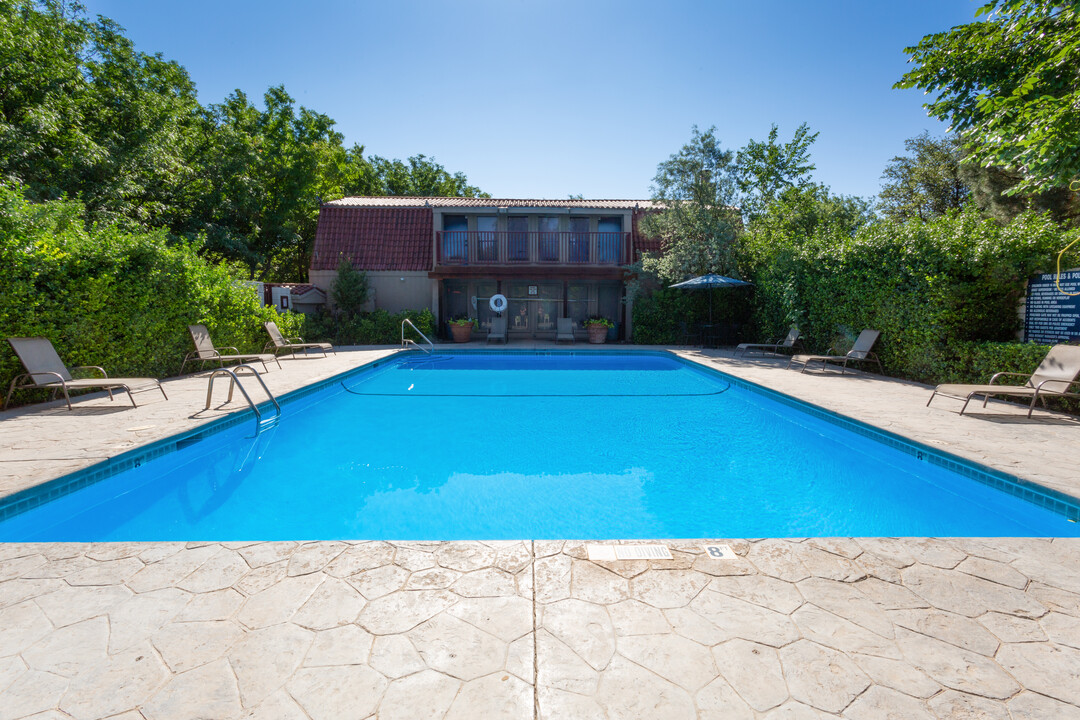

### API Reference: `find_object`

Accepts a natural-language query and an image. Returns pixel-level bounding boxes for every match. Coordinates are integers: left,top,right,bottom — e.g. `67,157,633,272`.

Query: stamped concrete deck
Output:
2,344,1080,719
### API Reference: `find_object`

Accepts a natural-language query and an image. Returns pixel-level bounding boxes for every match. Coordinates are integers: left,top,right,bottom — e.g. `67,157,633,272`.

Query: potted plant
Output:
448,316,476,343
584,316,613,344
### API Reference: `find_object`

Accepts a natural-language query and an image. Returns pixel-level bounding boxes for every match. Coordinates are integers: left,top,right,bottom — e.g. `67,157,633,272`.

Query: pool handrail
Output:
401,319,433,354
204,365,281,435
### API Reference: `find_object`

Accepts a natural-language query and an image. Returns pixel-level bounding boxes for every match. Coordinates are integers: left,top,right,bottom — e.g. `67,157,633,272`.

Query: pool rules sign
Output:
1025,270,1080,343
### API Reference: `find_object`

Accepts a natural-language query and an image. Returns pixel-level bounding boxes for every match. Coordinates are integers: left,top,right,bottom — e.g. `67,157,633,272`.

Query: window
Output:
597,217,622,263
443,215,468,261
279,296,289,310
508,216,529,262
477,216,497,262
569,217,590,263
538,216,559,262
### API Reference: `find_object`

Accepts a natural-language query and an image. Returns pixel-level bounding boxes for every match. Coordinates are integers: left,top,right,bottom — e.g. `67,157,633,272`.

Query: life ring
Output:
489,294,508,313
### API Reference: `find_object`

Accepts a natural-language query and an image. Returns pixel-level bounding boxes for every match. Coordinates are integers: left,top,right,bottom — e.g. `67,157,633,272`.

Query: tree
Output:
193,86,349,279
959,162,1080,225
896,0,1080,195
878,133,970,222
330,258,369,317
350,153,487,198
639,126,742,283
735,123,818,218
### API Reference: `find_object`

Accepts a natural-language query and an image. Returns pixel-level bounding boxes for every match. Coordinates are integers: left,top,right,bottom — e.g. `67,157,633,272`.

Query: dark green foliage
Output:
896,0,1080,196
0,184,303,406
0,1,486,282
303,309,436,346
735,123,818,219
329,259,369,318
740,207,1069,383
348,153,488,198
959,162,1080,226
631,287,752,345
878,133,970,222
639,126,742,282
927,340,1080,413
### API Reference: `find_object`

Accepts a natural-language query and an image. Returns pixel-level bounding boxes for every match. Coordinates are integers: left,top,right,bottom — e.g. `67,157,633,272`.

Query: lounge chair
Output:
4,337,168,410
263,321,334,357
927,344,1080,417
787,329,883,375
181,325,280,374
487,316,507,344
555,318,575,344
735,328,801,357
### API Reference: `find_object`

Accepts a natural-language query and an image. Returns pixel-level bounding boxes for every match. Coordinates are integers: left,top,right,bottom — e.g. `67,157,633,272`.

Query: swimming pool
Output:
1,350,1078,540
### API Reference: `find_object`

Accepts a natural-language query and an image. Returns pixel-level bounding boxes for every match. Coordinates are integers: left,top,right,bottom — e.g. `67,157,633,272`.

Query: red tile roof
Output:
311,207,433,272
324,196,659,210
264,283,325,298
632,209,663,261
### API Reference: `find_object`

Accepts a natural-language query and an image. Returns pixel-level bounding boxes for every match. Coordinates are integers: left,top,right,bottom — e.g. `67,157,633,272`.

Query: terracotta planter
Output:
586,324,608,344
449,324,473,343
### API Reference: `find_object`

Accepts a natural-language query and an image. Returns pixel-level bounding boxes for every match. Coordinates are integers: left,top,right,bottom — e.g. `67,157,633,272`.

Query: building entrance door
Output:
506,281,562,337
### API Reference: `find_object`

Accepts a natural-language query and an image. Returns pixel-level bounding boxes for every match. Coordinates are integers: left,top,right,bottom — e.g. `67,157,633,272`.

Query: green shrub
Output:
0,184,303,405
631,287,753,344
302,308,436,346
928,340,1080,414
739,208,1070,382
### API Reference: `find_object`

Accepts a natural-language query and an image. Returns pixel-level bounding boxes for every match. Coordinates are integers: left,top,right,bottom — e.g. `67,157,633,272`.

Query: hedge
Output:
738,208,1071,384
303,308,437,346
0,185,303,406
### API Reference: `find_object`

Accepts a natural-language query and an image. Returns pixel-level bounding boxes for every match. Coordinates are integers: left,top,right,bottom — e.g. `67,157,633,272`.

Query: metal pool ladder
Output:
205,365,281,435
401,318,434,354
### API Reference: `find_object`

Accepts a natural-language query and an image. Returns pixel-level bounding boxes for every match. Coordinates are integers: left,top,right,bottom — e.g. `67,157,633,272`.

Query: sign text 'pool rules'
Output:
1025,270,1080,343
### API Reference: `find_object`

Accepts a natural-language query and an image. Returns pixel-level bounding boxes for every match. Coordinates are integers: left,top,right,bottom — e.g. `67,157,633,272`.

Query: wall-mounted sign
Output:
1025,270,1080,343
528,285,538,296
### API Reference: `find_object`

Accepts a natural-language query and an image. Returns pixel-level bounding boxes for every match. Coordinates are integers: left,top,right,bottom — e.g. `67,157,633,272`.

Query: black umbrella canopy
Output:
670,274,752,322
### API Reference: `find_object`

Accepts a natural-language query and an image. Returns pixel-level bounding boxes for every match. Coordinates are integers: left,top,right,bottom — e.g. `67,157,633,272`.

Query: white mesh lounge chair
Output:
555,318,575,344
4,337,168,410
787,329,883,375
735,328,801,357
487,316,507,344
181,325,280,374
927,344,1080,418
263,321,334,357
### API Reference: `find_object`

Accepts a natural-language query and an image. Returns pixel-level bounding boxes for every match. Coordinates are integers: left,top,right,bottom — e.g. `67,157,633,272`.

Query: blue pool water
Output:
2,351,1078,540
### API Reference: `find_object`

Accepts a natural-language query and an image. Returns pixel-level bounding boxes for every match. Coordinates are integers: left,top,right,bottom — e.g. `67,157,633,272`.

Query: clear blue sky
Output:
81,0,977,201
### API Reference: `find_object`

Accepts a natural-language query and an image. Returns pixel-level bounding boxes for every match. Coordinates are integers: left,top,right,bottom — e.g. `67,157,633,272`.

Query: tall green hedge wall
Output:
739,209,1068,384
0,185,303,405
633,209,1076,391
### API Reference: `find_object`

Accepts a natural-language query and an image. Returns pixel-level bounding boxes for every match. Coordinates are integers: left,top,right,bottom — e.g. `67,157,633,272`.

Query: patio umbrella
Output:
669,273,752,323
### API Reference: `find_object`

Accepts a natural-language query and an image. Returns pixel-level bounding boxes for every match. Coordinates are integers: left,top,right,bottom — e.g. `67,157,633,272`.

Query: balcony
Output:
436,231,630,267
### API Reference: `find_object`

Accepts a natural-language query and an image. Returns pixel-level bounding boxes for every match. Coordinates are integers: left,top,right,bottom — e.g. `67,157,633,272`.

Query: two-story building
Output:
309,197,660,340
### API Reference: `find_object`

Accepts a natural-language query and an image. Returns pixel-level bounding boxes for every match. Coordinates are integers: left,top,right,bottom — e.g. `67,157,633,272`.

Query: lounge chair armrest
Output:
988,371,1031,385
219,346,240,354
288,336,305,343
1033,377,1080,393
71,365,108,379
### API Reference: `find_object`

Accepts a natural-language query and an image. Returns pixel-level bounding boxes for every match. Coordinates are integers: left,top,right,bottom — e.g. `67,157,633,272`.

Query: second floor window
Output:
569,217,590,263
477,216,497,262
597,217,622,263
508,217,528,261
538,216,559,262
443,215,468,261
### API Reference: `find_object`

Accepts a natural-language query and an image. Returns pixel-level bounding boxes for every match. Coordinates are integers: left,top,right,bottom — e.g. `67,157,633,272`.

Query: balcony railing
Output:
436,231,630,266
